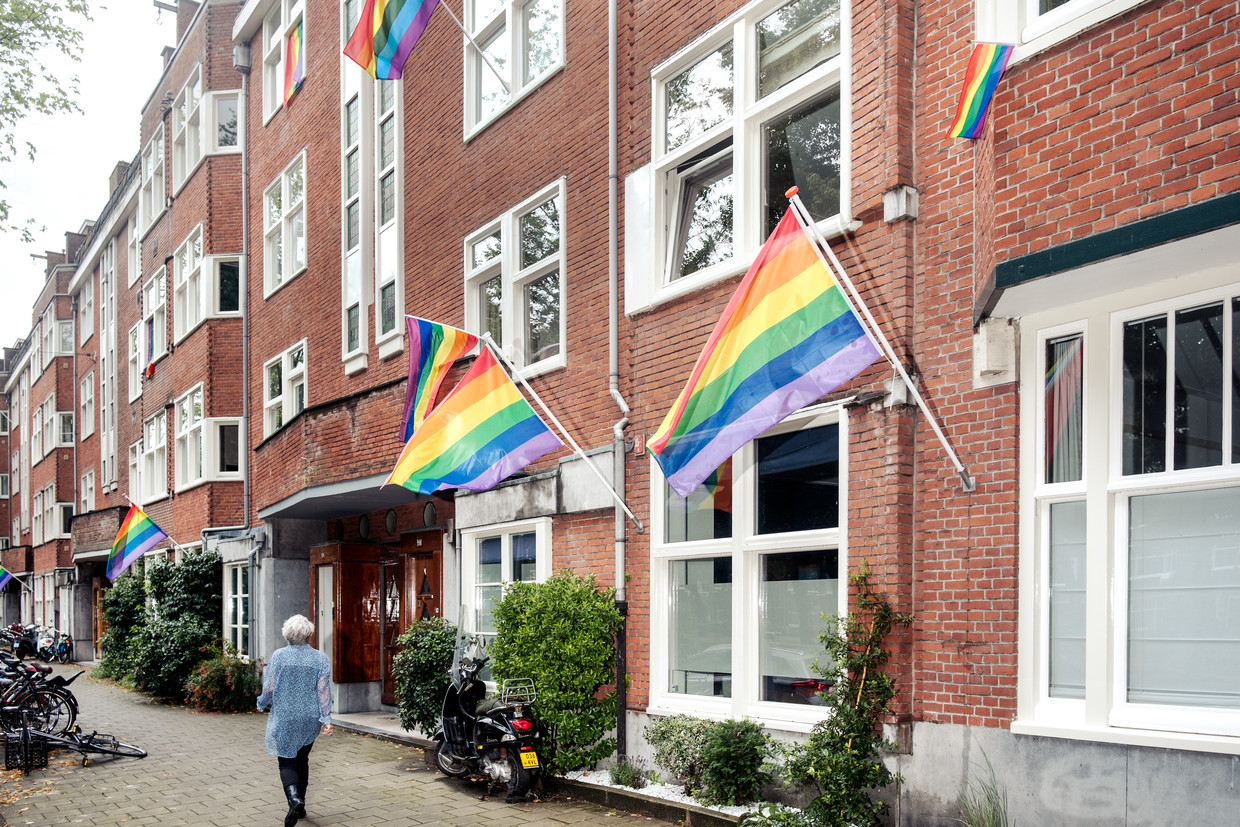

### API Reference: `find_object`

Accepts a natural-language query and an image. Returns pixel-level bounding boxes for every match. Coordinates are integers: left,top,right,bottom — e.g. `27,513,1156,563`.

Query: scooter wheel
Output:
434,740,472,778
504,752,536,803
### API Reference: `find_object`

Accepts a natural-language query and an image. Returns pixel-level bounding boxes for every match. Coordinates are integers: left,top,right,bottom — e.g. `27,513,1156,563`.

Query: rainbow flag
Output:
0,565,14,591
384,348,561,493
105,503,170,581
649,208,881,498
947,42,1014,139
344,0,441,80
285,20,305,102
401,317,479,441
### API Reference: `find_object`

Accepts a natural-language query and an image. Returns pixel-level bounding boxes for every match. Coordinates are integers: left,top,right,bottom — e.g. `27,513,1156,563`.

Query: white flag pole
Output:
123,495,191,557
433,1,511,95
787,190,976,493
3,571,35,593
480,335,645,531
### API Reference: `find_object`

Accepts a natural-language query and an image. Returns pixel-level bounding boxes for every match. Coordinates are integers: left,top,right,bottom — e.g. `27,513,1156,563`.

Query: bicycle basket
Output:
4,731,49,773
501,678,536,705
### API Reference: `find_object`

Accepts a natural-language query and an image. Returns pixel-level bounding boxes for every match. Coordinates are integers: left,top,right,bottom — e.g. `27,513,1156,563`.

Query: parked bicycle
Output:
4,710,146,774
0,651,79,735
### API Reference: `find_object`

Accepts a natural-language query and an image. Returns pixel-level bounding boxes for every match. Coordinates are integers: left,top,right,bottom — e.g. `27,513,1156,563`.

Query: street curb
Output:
332,719,434,749
546,778,742,826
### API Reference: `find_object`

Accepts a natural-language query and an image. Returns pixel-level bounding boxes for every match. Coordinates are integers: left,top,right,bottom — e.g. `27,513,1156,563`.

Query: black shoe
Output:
295,785,307,820
283,784,304,826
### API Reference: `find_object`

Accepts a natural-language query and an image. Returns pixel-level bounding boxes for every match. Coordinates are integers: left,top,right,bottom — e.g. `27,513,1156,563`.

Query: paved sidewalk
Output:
0,666,674,827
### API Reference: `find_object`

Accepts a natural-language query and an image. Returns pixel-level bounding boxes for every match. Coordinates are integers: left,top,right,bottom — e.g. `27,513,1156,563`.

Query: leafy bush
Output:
782,566,911,827
186,642,261,712
392,617,458,734
608,756,651,790
644,714,712,795
95,571,147,679
134,616,217,699
741,803,812,827
489,570,623,774
700,719,770,806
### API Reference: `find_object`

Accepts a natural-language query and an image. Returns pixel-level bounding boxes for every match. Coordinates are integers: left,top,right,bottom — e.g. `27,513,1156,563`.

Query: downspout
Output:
607,0,631,758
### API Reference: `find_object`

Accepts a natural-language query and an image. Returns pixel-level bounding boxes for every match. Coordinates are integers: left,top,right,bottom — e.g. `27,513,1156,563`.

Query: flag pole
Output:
123,495,191,557
480,334,645,532
787,190,976,493
2,571,35,592
435,0,512,95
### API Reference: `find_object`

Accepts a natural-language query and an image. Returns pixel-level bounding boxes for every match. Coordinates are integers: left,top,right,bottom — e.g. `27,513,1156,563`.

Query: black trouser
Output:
277,742,314,796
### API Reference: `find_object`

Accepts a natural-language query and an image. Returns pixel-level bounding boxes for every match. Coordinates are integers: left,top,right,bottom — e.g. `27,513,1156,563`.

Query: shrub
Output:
782,565,911,827
185,642,261,712
392,617,458,735
133,616,217,699
95,571,147,679
741,803,812,827
489,570,623,774
608,756,651,790
644,714,712,795
700,719,770,806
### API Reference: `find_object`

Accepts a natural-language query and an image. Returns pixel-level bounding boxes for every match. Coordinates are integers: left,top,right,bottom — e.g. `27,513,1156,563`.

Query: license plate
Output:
520,750,540,769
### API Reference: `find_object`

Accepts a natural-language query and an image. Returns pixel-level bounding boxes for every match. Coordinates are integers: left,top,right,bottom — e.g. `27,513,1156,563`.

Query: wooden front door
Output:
92,577,108,655
380,556,404,705
404,529,443,623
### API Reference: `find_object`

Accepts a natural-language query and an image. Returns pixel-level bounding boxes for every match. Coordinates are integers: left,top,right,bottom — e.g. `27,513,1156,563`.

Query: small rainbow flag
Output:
0,565,14,591
401,317,479,441
285,20,305,102
648,207,881,499
144,361,155,381
105,503,170,581
947,42,1014,139
344,0,441,80
384,347,561,494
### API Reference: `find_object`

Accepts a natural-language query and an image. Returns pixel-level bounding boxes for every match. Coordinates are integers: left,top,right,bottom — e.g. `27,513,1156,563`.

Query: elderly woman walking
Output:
257,614,334,826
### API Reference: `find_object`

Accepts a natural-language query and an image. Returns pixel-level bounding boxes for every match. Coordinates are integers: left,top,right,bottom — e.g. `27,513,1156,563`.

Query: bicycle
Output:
4,711,146,772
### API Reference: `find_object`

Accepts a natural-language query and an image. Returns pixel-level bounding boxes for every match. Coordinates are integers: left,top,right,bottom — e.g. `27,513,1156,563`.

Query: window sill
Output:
1011,718,1240,756
377,334,404,362
463,63,566,143
344,352,368,376
263,265,308,301
175,474,242,496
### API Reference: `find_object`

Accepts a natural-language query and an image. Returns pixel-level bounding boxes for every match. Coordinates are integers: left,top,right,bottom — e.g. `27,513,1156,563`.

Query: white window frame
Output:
173,225,205,341
78,277,94,344
464,0,565,136
206,256,243,317
263,0,305,123
174,385,205,491
139,124,166,235
224,562,251,658
100,249,118,486
40,312,54,370
206,90,241,154
463,179,567,376
57,411,73,448
79,373,94,440
80,469,95,514
140,410,168,504
1015,258,1240,753
264,152,308,295
0,474,8,497
263,340,308,437
209,418,243,479
142,269,168,368
374,78,404,357
127,215,140,287
459,517,553,639
127,324,142,403
0,538,8,551
630,0,851,315
30,403,43,461
129,441,141,505
55,502,72,540
978,0,1152,60
648,404,849,730
340,9,373,372
0,410,7,434
172,64,204,191
31,489,42,547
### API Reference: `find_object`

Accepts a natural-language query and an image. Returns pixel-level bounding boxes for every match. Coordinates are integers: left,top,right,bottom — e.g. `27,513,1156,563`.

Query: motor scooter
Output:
11,624,39,660
432,635,544,803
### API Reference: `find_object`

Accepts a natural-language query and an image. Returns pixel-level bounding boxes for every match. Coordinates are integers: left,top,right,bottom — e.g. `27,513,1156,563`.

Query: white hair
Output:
282,614,315,645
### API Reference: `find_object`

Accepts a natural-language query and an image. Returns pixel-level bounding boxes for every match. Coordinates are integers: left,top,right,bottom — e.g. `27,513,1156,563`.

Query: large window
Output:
172,65,203,190
127,325,142,402
174,226,204,340
980,0,1151,56
465,0,563,134
652,408,846,723
461,519,552,638
139,124,165,234
100,248,118,485
374,79,402,348
340,5,370,366
1021,273,1240,744
142,270,167,368
225,563,250,658
175,385,204,490
264,153,307,294
80,470,94,514
141,410,168,503
263,0,305,121
263,341,307,436
464,180,565,372
78,276,94,344
631,0,845,312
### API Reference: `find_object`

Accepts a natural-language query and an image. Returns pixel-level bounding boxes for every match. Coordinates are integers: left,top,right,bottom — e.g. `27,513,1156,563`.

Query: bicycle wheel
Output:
19,689,76,736
82,733,146,759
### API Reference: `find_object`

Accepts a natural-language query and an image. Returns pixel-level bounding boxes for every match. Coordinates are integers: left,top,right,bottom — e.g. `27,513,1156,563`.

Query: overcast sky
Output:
0,1,173,349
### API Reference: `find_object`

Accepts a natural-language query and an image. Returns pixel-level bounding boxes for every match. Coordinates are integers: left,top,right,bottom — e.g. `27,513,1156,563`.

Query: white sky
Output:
0,1,174,348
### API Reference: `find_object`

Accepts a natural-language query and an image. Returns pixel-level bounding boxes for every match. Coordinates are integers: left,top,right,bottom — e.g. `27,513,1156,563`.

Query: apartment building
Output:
0,0,1234,821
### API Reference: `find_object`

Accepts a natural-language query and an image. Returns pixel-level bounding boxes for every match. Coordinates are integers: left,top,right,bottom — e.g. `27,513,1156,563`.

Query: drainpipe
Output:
607,0,631,758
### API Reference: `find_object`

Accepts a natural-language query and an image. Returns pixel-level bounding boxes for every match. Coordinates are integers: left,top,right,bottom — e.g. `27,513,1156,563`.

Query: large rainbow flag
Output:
401,317,479,441
105,503,170,581
385,347,561,493
344,0,441,80
0,565,14,591
648,208,881,498
947,42,1014,139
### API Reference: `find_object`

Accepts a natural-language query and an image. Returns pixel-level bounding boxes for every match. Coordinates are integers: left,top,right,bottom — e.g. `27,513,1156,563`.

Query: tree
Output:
0,0,92,241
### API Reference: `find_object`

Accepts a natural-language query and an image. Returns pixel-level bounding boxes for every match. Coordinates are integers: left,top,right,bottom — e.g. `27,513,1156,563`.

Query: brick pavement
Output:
0,667,675,827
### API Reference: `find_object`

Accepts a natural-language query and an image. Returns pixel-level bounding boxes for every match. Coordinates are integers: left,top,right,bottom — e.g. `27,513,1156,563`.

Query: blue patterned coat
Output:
256,644,333,758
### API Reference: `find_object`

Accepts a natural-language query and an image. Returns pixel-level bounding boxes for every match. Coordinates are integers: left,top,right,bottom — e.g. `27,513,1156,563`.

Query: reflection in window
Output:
756,424,839,534
1049,500,1085,698
757,0,840,98
665,43,734,152
671,152,733,280
764,91,840,236
525,272,560,362
761,550,836,704
1122,315,1167,475
1045,334,1083,484
1173,303,1223,470
665,457,732,543
479,27,511,122
481,276,503,343
523,0,561,84
520,196,560,266
669,557,732,697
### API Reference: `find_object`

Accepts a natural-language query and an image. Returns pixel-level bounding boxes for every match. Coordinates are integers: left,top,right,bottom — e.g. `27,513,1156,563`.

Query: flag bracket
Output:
481,335,645,533
787,189,978,494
